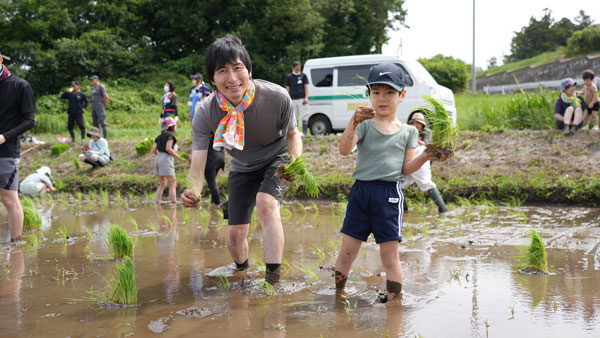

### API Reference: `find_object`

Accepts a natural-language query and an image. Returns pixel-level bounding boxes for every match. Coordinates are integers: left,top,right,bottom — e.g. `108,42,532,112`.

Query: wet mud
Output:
1,200,600,337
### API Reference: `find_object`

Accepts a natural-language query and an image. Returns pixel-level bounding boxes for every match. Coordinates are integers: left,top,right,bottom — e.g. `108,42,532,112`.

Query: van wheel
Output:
309,116,332,136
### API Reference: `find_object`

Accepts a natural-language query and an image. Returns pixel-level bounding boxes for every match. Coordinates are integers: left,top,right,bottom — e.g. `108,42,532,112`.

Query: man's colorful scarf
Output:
213,81,256,151
0,65,11,83
561,92,581,108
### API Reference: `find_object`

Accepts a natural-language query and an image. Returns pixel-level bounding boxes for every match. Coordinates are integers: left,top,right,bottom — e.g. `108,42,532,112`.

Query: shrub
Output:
566,25,600,56
135,138,154,156
106,224,133,258
51,142,70,155
418,54,470,92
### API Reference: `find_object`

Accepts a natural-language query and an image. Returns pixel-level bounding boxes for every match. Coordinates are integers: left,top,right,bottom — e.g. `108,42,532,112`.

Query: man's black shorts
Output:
227,156,287,225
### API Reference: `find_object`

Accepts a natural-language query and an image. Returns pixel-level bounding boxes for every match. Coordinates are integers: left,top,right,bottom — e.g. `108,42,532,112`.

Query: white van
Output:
304,55,457,135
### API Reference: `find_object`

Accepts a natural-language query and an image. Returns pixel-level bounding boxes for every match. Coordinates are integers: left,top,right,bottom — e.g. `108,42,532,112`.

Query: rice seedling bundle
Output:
107,224,133,258
134,138,154,156
109,257,137,304
419,95,458,160
524,229,548,273
275,154,321,198
180,152,189,160
22,197,42,230
73,156,81,169
51,142,70,155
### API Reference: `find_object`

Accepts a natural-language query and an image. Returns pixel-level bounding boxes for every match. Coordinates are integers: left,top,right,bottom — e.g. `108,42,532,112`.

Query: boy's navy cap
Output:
72,81,80,86
0,51,9,61
367,63,406,92
89,75,99,80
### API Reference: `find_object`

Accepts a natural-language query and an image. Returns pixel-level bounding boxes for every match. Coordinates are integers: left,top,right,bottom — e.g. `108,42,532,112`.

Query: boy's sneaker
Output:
593,126,599,131
581,125,589,130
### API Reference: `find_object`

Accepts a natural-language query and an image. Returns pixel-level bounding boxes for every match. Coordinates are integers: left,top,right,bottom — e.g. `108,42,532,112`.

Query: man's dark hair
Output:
166,80,175,92
582,69,595,80
292,61,301,67
205,34,252,84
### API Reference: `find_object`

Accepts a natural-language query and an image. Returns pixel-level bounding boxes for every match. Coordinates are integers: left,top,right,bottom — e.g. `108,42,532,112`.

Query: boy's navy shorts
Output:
341,180,404,244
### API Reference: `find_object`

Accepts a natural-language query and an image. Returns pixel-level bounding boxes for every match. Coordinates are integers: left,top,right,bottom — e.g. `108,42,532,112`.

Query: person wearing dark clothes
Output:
152,117,187,204
204,138,225,205
60,81,89,142
285,61,309,134
160,80,178,129
0,51,37,241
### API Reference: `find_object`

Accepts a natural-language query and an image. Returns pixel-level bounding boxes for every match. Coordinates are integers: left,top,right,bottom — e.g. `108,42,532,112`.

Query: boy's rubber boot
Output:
563,124,570,135
429,188,447,213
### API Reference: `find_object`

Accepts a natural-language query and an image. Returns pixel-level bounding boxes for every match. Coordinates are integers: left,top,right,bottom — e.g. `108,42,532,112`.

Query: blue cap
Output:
561,78,576,90
89,75,99,80
367,63,406,92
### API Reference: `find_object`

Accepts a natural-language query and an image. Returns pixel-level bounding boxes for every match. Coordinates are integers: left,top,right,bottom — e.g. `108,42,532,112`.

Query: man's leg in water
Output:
256,192,284,285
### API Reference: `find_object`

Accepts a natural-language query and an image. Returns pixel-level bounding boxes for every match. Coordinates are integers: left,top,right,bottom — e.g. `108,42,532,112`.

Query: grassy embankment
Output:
21,75,600,205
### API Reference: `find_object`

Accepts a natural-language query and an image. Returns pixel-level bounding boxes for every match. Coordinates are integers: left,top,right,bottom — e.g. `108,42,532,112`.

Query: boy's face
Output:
565,85,576,96
369,85,406,117
583,78,593,86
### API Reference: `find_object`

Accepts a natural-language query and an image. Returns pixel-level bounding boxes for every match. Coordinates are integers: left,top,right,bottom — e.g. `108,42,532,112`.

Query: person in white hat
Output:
401,112,447,213
19,166,56,196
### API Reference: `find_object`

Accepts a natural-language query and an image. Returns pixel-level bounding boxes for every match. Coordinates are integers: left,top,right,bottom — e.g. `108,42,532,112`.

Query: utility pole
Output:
472,0,476,93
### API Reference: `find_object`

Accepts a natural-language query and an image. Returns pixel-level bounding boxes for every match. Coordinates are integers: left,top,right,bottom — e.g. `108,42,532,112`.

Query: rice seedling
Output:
24,233,40,249
57,225,69,245
183,214,190,226
100,190,109,206
282,257,291,270
106,225,134,259
134,138,154,156
84,226,93,240
311,245,326,261
280,206,292,217
22,198,42,230
327,239,339,253
484,319,490,338
340,293,357,315
257,280,276,296
50,142,70,155
160,215,173,228
504,196,524,207
455,214,462,229
108,257,138,304
128,218,139,232
455,196,473,209
184,173,203,208
518,229,548,273
310,202,319,215
295,202,307,215
255,257,266,272
275,154,321,198
73,156,81,170
419,95,458,160
294,263,318,282
180,152,189,160
216,273,230,293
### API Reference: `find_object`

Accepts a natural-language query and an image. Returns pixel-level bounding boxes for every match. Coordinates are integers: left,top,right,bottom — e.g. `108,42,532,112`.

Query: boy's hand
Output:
353,106,375,128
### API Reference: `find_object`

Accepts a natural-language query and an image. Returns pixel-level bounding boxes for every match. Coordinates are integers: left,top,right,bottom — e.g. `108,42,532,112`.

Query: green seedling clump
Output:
22,197,42,230
134,138,154,156
275,154,321,198
51,142,70,155
523,229,548,273
109,257,138,304
419,95,458,160
180,152,189,160
73,156,81,169
107,224,133,258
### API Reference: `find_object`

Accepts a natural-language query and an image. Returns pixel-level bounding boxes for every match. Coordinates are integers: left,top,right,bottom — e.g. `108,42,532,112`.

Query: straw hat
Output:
87,127,102,138
409,112,427,128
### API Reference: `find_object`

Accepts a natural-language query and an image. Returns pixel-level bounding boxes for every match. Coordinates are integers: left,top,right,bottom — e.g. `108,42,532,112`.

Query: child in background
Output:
554,78,584,135
401,112,447,213
152,117,187,203
334,64,445,303
580,70,599,130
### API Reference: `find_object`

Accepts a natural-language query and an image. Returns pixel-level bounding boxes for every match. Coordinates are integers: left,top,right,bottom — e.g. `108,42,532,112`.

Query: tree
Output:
418,54,470,92
574,10,594,30
487,56,498,69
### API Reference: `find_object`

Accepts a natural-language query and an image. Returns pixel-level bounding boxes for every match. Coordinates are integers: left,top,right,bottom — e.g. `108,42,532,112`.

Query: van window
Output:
337,65,372,87
311,68,333,87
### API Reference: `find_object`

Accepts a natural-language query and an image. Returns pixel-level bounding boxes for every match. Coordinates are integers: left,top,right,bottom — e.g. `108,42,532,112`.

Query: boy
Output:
334,64,443,303
580,70,599,130
554,78,584,135
401,112,447,213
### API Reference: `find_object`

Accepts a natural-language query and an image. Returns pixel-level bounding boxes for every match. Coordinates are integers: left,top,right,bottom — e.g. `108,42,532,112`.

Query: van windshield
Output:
406,60,437,86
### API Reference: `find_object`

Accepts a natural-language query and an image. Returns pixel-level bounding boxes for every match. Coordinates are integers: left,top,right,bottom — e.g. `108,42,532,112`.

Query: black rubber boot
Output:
428,188,447,213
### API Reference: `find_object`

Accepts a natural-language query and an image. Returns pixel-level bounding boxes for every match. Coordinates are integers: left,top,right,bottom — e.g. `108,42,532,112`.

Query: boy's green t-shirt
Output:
352,120,418,182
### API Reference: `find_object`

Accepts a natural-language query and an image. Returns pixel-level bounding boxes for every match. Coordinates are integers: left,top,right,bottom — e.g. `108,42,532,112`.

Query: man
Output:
60,81,89,142
187,73,212,120
182,35,302,285
285,61,309,134
0,51,36,242
89,75,109,138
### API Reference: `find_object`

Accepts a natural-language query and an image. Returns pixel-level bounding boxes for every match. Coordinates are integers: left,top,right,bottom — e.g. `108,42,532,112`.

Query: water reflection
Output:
156,204,180,303
0,248,24,335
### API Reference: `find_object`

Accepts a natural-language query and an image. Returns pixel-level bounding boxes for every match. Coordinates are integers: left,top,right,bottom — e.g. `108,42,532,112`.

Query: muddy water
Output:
1,201,600,338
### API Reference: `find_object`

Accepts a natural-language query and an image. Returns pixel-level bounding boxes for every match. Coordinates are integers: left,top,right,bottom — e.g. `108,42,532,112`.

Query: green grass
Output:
108,257,138,304
477,49,565,77
106,224,134,258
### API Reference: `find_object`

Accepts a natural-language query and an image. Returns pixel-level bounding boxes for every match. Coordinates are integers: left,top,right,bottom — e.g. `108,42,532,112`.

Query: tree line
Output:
0,0,406,95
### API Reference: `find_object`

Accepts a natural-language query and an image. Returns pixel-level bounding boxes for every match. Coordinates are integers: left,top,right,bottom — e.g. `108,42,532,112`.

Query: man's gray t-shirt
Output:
22,173,53,188
192,79,296,172
352,120,418,182
91,84,107,102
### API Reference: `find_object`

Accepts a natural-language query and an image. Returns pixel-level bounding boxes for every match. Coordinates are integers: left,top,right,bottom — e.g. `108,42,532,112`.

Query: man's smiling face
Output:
212,57,251,106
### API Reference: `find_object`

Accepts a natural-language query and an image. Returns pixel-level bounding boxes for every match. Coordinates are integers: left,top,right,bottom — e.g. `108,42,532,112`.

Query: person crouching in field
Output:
554,78,585,135
19,166,56,196
334,64,447,303
78,127,110,167
580,69,599,131
152,117,187,204
401,112,447,213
